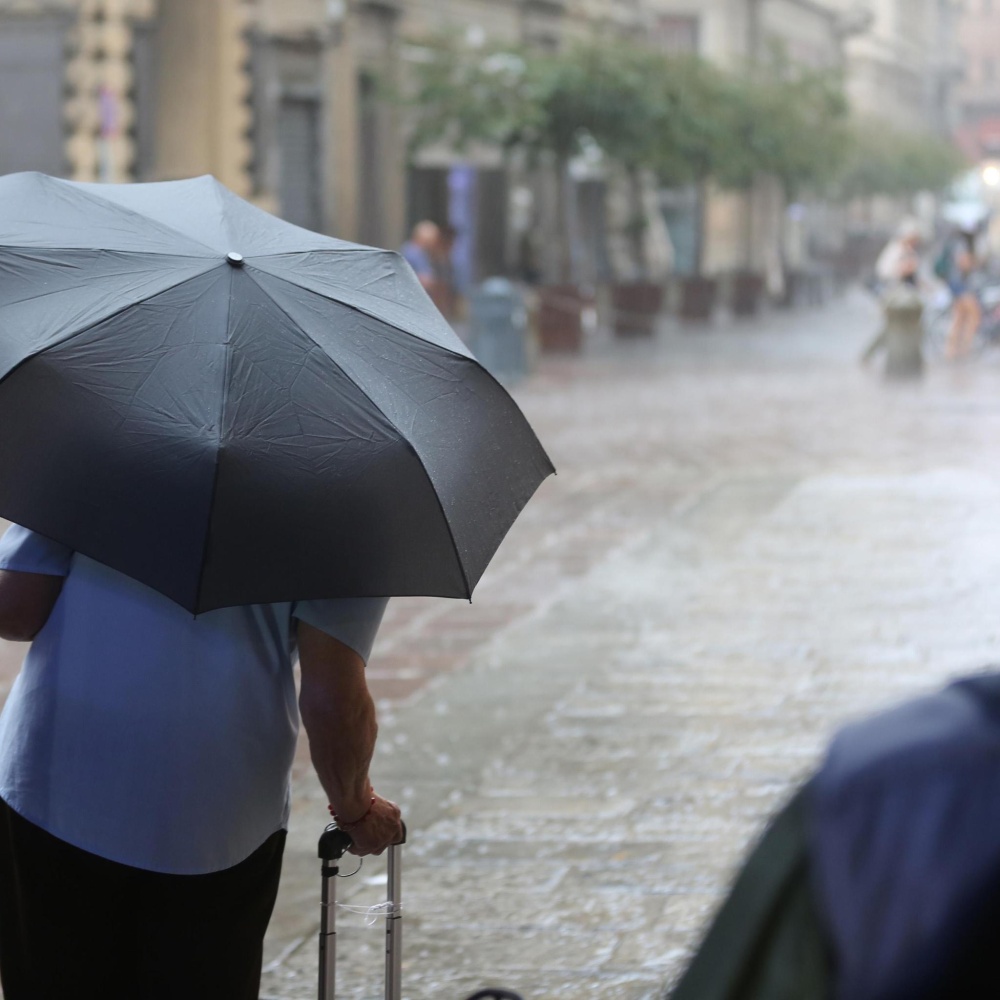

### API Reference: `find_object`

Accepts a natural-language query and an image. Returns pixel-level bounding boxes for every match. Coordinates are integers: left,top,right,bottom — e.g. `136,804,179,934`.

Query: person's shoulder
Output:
292,597,389,664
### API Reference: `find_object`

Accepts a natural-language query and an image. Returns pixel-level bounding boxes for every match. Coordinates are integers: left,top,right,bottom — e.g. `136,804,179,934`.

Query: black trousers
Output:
0,797,285,1000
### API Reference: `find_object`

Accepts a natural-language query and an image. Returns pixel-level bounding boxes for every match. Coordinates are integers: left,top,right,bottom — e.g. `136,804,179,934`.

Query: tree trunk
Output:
743,176,756,273
695,179,708,278
626,165,648,281
553,155,573,285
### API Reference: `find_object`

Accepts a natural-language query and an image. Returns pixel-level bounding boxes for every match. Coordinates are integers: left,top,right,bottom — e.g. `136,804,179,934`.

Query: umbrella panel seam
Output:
191,267,238,614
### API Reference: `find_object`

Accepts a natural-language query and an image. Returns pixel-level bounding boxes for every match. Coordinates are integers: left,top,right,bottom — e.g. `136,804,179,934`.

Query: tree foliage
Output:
403,33,537,156
405,35,670,166
645,55,736,186
717,61,850,195
403,32,963,202
839,120,967,198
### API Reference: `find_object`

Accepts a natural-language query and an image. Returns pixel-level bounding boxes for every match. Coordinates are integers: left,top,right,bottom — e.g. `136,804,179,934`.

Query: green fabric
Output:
669,785,832,1000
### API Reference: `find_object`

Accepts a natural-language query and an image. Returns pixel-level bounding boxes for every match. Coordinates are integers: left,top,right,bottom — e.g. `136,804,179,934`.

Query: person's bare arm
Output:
297,620,402,856
0,570,63,642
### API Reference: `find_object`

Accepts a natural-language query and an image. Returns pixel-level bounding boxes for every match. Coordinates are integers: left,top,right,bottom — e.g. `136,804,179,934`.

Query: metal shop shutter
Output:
0,15,68,176
277,95,322,231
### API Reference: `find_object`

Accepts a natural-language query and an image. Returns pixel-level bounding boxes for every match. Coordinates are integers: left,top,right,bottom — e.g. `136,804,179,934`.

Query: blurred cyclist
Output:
939,225,986,360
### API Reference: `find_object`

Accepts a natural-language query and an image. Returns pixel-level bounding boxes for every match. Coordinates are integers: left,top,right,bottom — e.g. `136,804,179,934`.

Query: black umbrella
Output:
0,172,554,612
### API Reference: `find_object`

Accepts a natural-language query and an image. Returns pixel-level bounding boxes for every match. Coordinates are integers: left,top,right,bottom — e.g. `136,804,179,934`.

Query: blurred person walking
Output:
861,220,925,365
875,219,923,291
402,219,462,318
401,220,442,292
432,222,461,321
938,226,987,360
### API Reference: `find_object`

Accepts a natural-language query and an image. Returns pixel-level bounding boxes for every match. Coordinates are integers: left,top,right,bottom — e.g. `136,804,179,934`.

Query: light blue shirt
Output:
0,524,387,875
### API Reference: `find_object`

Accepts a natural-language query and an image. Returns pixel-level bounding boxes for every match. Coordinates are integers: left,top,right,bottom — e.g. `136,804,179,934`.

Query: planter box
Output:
730,271,764,317
679,276,717,322
537,284,584,353
611,281,664,337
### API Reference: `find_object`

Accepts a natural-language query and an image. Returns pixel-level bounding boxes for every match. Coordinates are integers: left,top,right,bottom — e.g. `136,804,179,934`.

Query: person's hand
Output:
339,794,403,857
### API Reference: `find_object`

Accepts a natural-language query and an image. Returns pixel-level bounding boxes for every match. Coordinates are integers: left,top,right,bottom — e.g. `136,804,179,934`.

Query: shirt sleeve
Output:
0,524,73,577
292,597,389,665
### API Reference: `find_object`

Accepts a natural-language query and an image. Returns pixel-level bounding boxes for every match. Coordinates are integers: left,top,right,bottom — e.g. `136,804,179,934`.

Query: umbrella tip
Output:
226,252,245,267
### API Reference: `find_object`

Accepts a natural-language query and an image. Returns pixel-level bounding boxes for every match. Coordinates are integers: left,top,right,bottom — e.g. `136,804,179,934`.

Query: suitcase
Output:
317,823,405,1000
317,823,524,1000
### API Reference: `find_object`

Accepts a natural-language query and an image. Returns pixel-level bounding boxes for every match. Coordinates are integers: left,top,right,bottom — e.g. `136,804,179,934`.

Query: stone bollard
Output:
883,287,924,380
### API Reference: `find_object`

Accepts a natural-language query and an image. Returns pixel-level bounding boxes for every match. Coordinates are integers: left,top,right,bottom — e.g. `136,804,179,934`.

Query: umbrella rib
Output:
245,246,377,255
208,179,239,254
242,268,474,600
0,245,218,259
191,267,237,614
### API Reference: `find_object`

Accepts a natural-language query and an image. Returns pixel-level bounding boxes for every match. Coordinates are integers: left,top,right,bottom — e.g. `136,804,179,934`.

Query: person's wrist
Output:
328,782,375,825
329,793,376,828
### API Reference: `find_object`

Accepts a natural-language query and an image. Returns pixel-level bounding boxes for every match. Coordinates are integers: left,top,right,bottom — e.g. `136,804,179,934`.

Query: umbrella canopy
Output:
0,172,554,613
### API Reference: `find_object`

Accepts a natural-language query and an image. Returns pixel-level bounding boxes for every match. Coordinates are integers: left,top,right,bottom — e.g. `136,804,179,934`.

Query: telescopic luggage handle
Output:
318,822,407,1000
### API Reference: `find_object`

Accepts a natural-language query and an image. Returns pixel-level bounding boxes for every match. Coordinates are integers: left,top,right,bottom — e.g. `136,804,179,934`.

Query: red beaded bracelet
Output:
329,795,376,828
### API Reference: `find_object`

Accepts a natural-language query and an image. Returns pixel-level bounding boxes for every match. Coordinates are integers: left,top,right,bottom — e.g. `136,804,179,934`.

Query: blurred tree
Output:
715,55,850,292
645,56,744,276
406,35,671,282
403,33,536,158
544,42,668,279
721,61,850,199
407,33,955,288
406,34,572,281
839,121,966,198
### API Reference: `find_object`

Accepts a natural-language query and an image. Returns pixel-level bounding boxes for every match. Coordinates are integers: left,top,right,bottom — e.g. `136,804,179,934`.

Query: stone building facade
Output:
639,0,851,280
643,0,962,279
0,0,631,278
829,0,962,135
954,0,1000,160
0,0,252,190
0,0,964,285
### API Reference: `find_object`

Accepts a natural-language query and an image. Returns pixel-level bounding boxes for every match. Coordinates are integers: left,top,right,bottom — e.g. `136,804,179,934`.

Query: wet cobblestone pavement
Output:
8,290,1000,998
254,292,1000,999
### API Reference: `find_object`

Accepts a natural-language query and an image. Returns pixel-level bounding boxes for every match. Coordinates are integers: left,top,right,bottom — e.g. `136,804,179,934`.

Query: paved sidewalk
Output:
260,293,1000,999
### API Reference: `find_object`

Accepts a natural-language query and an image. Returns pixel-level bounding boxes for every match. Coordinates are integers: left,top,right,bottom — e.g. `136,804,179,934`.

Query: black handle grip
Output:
318,820,408,861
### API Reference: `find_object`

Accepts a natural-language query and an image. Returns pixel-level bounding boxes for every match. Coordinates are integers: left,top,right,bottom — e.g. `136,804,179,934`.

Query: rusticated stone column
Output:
64,0,155,182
